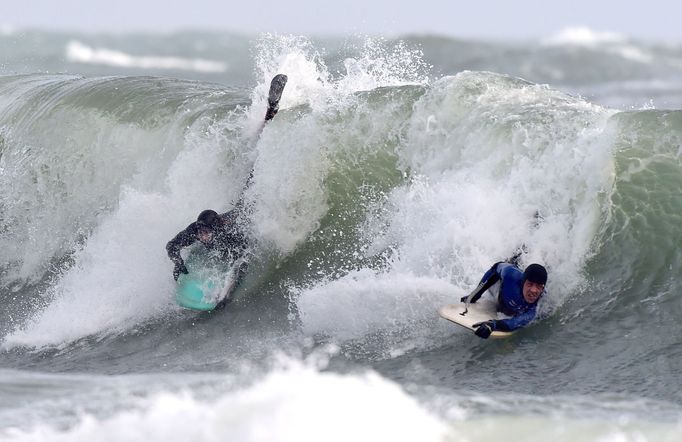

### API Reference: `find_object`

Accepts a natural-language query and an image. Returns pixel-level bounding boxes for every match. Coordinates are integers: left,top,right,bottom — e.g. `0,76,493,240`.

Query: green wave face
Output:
0,70,679,369
588,110,682,310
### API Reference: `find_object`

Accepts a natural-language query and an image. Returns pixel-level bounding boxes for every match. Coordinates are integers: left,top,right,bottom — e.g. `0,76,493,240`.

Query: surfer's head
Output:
196,209,221,244
522,263,547,303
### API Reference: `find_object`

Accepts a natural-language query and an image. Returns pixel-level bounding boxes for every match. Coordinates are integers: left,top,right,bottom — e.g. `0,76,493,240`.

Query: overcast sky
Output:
3,0,681,41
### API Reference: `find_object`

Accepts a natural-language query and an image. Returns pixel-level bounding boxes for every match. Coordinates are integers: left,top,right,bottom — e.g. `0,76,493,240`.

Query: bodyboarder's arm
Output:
463,262,503,304
166,224,197,265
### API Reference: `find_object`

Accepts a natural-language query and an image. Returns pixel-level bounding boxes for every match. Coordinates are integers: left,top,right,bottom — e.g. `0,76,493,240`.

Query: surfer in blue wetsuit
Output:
460,262,548,339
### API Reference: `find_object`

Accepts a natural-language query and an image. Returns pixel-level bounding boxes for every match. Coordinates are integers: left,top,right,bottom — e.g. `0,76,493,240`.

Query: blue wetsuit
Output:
468,262,542,331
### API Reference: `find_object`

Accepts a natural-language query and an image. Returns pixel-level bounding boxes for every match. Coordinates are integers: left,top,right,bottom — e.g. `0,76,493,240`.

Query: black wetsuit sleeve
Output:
468,262,503,303
166,223,198,264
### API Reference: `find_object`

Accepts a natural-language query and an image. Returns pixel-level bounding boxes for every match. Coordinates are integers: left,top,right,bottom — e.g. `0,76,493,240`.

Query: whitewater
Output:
0,30,681,441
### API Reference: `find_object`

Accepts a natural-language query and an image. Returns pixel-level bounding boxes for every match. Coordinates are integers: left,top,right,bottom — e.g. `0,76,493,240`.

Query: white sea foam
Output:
0,362,448,442
2,189,179,349
543,26,627,46
296,269,455,342
2,363,680,442
244,34,430,252
0,24,15,36
542,26,653,63
66,41,228,73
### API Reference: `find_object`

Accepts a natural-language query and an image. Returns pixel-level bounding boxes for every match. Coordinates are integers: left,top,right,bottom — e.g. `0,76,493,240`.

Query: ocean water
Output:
0,29,681,441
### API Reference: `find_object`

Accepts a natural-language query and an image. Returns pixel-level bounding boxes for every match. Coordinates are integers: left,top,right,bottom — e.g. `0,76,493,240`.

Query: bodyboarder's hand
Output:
472,321,495,339
173,262,189,281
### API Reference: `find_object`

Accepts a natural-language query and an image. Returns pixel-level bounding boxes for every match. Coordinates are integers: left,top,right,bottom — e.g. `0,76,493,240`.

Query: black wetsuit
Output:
166,210,249,295
167,210,246,262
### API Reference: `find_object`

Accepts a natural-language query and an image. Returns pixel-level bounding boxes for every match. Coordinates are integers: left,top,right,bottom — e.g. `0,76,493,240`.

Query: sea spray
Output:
291,72,616,355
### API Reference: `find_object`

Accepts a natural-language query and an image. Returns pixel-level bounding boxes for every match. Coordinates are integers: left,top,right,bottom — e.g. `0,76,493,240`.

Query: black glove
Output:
460,295,468,303
173,262,189,281
473,321,495,339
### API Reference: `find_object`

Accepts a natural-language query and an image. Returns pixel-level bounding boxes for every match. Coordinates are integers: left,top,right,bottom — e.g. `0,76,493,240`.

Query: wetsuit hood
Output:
197,209,221,229
523,263,547,285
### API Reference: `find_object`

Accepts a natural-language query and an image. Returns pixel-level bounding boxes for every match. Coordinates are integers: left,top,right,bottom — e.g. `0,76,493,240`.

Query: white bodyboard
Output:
439,299,514,338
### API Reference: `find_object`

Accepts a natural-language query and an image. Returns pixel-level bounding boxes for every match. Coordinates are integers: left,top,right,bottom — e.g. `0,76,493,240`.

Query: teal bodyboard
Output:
174,250,240,311
175,274,220,311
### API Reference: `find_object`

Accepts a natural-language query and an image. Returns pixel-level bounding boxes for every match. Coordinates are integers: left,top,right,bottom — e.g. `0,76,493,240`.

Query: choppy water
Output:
0,29,681,441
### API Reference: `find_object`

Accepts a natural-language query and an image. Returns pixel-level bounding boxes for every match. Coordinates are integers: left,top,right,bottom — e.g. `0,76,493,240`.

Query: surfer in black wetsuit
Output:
166,209,248,281
165,74,288,300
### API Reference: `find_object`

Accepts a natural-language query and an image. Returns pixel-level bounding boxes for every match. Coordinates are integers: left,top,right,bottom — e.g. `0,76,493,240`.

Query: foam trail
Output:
296,270,456,342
